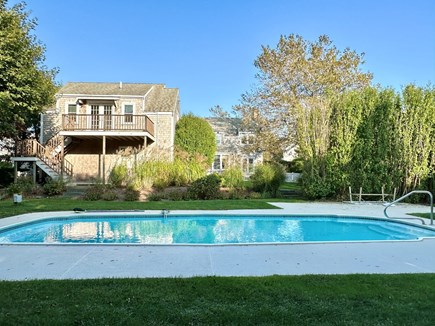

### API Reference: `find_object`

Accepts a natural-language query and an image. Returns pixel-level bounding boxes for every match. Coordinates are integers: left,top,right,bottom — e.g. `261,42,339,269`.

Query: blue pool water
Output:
1,215,435,244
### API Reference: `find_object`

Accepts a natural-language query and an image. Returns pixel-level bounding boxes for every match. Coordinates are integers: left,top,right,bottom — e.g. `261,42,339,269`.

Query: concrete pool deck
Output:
0,202,434,280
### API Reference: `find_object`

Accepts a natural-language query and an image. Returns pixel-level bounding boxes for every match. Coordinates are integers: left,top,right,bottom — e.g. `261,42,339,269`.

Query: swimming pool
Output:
1,214,434,244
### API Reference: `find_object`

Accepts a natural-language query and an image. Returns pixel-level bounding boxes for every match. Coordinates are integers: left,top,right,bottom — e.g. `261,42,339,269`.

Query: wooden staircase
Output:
14,136,73,180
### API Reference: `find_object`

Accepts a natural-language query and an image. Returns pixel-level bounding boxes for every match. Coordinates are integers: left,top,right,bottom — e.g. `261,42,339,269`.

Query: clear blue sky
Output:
9,0,435,116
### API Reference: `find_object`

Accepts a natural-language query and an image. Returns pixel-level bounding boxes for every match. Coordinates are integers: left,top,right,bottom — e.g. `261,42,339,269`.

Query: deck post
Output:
358,187,362,202
102,135,106,185
32,161,36,184
13,161,17,183
60,135,64,180
349,186,352,203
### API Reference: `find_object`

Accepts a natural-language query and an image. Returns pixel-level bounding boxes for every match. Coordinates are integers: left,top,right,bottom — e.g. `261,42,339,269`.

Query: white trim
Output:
59,130,155,140
143,111,173,116
56,94,142,99
143,86,154,99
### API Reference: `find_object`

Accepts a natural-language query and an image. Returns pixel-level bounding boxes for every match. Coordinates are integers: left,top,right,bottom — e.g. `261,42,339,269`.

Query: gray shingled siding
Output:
40,82,180,181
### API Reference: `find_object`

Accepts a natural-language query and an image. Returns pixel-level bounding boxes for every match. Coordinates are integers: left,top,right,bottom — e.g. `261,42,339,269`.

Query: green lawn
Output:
0,198,294,219
410,212,434,221
0,274,434,325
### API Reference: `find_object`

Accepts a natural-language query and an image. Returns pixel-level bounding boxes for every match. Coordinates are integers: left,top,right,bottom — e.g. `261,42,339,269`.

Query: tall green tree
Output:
174,113,216,165
397,85,435,194
0,0,58,143
233,34,372,160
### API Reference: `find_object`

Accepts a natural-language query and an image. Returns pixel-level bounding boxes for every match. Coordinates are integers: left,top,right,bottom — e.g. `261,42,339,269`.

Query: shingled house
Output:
206,117,263,177
12,82,180,183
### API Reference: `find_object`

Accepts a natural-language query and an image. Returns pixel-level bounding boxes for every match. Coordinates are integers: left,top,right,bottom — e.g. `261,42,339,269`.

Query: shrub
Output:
109,163,129,187
83,183,106,201
187,174,221,200
124,187,140,201
287,157,304,173
227,189,247,200
102,189,118,201
221,167,245,190
248,191,262,199
174,114,216,165
147,192,164,201
165,189,187,201
43,178,67,196
250,163,286,197
6,177,34,196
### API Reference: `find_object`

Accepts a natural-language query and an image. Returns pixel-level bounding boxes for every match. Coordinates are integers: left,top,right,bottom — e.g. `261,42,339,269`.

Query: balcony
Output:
62,114,154,136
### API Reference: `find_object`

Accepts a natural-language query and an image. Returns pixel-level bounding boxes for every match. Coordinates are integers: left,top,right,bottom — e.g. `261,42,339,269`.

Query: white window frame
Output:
123,103,135,124
216,133,223,146
66,103,78,126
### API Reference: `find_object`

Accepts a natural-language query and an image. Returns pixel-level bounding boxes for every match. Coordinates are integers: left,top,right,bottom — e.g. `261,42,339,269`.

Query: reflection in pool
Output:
1,215,434,244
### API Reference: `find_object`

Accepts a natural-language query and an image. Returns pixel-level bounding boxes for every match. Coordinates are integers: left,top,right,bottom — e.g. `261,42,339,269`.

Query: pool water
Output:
1,215,434,244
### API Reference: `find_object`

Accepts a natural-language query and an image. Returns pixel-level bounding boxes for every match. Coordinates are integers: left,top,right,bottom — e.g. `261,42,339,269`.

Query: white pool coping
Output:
0,202,434,280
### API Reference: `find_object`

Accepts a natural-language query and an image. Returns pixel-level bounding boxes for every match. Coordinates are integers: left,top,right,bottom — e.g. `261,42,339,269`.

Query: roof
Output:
57,82,179,113
57,82,155,96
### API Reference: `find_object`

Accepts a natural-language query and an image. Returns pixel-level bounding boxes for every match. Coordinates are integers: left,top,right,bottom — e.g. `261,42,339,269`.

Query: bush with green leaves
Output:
165,189,187,201
6,176,34,196
287,158,304,173
187,174,221,200
147,192,164,202
43,178,67,196
109,163,129,187
250,163,286,197
83,183,106,201
221,167,245,190
174,114,216,165
102,189,118,201
124,187,140,201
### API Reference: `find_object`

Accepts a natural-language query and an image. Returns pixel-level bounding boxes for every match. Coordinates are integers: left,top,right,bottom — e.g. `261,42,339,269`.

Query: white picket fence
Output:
285,172,301,183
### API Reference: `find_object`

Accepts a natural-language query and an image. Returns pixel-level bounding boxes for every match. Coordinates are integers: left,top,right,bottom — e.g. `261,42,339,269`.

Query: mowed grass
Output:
0,274,435,325
410,212,433,220
0,198,289,219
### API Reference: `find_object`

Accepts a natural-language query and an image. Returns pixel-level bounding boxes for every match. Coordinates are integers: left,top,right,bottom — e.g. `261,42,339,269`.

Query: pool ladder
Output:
383,190,433,225
161,209,170,219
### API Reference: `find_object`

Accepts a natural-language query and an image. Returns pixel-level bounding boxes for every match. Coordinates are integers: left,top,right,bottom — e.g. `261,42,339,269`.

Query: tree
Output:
233,34,372,160
0,0,58,143
174,113,216,165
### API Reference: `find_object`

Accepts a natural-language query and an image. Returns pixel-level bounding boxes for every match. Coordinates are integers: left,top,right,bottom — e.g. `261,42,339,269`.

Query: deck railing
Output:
62,114,155,136
16,139,73,177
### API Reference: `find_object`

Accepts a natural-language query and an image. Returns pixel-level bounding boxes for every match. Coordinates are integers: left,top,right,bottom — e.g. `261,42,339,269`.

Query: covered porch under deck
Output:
59,131,155,184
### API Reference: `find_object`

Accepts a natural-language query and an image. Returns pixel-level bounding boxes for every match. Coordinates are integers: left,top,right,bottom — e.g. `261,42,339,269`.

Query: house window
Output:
213,155,220,170
216,133,222,145
248,157,255,173
124,104,134,123
67,104,77,125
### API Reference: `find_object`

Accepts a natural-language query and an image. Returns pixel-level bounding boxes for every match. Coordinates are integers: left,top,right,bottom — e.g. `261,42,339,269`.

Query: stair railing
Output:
383,190,433,225
16,139,73,178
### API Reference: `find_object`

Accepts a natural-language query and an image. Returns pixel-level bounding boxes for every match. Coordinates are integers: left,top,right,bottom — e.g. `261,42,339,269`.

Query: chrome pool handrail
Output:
383,190,433,225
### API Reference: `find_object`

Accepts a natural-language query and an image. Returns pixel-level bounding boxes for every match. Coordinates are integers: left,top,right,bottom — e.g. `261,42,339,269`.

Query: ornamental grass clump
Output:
109,163,129,187
221,167,245,190
250,163,286,197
